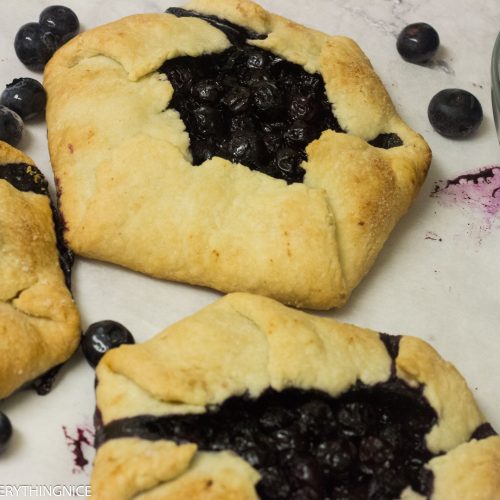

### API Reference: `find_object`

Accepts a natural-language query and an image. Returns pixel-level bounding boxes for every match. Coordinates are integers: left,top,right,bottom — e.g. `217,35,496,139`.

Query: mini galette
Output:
44,0,431,309
91,293,499,500
0,141,80,399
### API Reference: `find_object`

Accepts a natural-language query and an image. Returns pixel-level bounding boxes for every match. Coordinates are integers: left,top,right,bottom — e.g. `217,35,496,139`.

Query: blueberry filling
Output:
97,379,439,499
163,9,403,184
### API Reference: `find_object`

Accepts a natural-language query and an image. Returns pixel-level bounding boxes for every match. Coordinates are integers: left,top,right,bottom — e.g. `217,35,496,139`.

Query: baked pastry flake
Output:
0,141,80,399
44,0,431,309
91,293,499,500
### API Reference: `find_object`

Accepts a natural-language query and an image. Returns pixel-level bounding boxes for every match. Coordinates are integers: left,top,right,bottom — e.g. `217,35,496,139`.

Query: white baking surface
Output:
1,0,499,494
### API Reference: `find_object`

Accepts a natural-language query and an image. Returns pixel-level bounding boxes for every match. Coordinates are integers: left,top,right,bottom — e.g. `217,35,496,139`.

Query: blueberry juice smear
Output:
97,381,438,499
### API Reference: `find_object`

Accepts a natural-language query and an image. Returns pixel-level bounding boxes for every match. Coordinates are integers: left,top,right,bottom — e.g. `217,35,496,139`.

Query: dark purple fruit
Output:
428,89,483,138
39,5,80,44
0,106,24,147
397,23,440,63
14,22,59,71
1,78,47,121
191,80,221,103
227,131,265,166
82,320,135,368
221,85,251,113
0,412,13,455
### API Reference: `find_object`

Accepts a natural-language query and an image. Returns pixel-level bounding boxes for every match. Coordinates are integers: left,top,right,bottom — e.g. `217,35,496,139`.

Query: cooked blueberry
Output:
338,402,372,437
289,95,317,121
428,89,483,138
359,436,394,473
222,86,251,113
259,406,293,430
230,115,256,133
14,22,59,71
193,105,223,137
0,412,13,455
284,120,315,146
317,439,357,472
39,5,79,44
274,147,306,178
245,49,269,69
227,131,265,166
191,80,221,103
82,320,135,368
252,81,283,117
397,23,440,63
290,457,325,491
0,106,24,147
289,487,322,500
191,139,215,164
1,78,47,121
257,466,291,499
163,62,194,92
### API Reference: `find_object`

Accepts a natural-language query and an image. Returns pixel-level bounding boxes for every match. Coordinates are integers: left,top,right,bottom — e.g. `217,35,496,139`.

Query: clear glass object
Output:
492,32,500,143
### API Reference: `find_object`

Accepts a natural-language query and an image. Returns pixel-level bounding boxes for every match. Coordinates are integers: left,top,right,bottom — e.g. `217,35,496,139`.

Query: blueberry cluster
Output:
161,46,340,184
14,6,79,71
99,383,438,500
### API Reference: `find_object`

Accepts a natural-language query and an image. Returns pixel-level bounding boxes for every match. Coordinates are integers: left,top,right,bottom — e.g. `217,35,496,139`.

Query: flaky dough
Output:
44,0,430,309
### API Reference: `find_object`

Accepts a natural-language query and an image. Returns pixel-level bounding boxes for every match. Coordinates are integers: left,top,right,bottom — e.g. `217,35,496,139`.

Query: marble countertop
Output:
1,0,499,490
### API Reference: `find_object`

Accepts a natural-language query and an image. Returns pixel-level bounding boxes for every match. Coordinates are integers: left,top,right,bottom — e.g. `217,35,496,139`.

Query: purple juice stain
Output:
62,424,95,472
431,166,500,237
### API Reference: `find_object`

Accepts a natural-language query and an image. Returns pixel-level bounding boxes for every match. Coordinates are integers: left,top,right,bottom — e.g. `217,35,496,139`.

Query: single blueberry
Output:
252,81,283,117
428,88,483,138
289,95,317,121
245,49,269,69
222,85,251,113
0,106,24,147
284,120,315,146
227,131,265,167
397,23,440,63
191,80,221,103
14,23,59,71
0,412,13,455
1,78,47,121
39,5,80,44
82,320,135,368
192,105,223,137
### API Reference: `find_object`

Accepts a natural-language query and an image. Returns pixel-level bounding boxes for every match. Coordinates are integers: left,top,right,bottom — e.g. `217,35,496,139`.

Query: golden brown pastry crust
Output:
91,293,498,500
44,0,430,309
0,141,80,399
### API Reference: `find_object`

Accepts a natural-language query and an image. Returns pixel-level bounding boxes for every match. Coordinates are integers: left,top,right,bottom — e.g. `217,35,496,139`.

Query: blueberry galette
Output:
91,294,499,500
44,0,431,309
0,141,80,399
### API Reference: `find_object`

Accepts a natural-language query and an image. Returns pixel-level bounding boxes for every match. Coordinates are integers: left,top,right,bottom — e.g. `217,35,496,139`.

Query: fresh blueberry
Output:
82,320,135,368
397,23,440,63
428,88,483,138
0,412,13,455
14,22,59,71
1,78,46,121
39,5,80,44
0,106,24,147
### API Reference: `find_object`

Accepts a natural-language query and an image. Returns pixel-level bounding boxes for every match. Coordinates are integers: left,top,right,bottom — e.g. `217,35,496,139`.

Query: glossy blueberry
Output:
252,81,283,116
245,49,269,69
284,120,314,146
0,412,13,455
1,78,46,120
274,147,305,180
39,5,79,44
397,23,440,63
221,85,251,113
14,22,59,71
192,105,223,137
227,131,265,166
0,106,24,147
428,88,483,138
82,320,135,368
289,95,317,121
191,80,221,103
